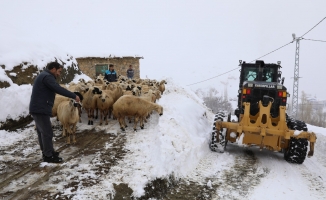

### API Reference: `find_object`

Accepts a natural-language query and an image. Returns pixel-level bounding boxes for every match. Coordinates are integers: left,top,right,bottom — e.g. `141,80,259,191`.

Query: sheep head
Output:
92,87,102,95
156,105,163,116
98,94,107,102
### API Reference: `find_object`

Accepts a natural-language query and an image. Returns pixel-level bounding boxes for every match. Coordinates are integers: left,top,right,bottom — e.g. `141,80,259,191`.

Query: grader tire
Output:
284,138,308,164
284,119,308,164
210,112,227,153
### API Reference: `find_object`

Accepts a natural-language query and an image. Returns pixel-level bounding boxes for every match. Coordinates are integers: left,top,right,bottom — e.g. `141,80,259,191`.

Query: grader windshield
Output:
242,64,278,83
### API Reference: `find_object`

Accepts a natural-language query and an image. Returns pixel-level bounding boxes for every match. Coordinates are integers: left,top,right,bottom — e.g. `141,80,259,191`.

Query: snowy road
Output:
2,121,325,199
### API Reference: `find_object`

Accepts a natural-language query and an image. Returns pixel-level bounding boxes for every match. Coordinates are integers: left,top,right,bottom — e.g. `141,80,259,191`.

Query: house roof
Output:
76,55,143,60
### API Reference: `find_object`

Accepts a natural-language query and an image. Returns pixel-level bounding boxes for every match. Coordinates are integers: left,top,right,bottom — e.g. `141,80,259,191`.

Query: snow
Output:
294,130,303,136
0,84,32,122
1,2,326,198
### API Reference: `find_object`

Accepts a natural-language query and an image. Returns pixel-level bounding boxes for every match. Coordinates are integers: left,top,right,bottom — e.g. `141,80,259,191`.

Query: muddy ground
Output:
0,119,270,200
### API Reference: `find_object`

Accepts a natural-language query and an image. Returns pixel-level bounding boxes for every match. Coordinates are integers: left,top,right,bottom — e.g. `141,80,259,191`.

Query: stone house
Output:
76,56,143,79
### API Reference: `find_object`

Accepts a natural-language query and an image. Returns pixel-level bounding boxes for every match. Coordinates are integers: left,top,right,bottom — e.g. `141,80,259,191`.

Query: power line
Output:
249,41,293,63
186,67,240,86
302,38,326,43
186,16,326,87
186,41,292,86
300,17,326,38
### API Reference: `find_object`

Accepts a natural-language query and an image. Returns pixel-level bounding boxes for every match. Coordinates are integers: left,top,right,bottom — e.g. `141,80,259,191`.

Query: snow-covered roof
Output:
76,55,144,59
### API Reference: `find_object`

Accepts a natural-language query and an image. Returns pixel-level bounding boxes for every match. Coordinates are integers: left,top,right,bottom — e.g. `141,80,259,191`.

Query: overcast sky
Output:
1,0,326,99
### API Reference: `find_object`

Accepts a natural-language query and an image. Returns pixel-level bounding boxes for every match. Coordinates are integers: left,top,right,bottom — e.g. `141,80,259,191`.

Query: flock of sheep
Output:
52,74,166,144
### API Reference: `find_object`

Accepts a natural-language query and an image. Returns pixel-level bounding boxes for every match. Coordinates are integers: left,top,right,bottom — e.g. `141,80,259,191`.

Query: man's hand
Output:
75,95,81,103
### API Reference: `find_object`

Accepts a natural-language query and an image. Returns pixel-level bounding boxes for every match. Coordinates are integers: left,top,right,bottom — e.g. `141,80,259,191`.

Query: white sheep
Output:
95,76,105,85
96,91,115,125
57,99,80,144
158,80,167,95
86,80,95,87
68,82,88,94
52,92,83,122
132,86,141,96
101,81,110,90
52,95,69,117
113,95,163,131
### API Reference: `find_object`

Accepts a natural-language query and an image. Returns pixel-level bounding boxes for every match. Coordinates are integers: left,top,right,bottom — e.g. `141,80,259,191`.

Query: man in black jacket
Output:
104,64,118,82
29,62,80,163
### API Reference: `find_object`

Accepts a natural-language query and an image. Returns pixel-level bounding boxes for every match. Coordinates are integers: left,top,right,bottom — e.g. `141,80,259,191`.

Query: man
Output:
104,64,118,82
29,62,80,163
126,65,134,79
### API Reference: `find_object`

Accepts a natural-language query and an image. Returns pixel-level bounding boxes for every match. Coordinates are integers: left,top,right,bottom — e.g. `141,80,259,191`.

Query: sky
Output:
1,79,326,199
1,0,326,101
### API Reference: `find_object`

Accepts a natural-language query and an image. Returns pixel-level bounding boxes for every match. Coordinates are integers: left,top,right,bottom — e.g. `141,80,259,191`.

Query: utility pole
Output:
292,34,301,118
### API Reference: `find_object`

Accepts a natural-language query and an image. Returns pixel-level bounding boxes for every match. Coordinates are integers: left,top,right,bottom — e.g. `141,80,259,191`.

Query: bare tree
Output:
296,91,326,128
196,88,233,114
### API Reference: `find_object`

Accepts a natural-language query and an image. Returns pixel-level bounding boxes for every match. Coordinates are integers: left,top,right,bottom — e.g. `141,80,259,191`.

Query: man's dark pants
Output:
31,114,54,157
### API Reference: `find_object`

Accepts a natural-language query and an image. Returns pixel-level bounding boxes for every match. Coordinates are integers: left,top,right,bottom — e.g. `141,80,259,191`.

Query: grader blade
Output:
215,100,316,159
211,60,317,164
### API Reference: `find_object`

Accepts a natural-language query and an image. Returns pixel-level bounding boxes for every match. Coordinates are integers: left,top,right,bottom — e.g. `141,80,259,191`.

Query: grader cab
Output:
210,60,316,164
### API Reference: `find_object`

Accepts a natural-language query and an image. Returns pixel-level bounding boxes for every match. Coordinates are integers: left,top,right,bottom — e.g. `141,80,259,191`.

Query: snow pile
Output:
0,84,32,122
91,79,214,197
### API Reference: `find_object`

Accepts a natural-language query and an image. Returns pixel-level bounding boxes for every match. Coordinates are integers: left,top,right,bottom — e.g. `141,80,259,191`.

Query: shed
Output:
76,56,143,79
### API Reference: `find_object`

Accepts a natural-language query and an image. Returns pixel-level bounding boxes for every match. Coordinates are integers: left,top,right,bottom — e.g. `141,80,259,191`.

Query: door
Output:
95,64,108,77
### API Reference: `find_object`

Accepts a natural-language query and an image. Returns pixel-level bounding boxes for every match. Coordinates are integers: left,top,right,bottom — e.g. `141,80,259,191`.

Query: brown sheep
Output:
113,95,163,131
106,84,124,118
57,99,80,144
82,87,102,125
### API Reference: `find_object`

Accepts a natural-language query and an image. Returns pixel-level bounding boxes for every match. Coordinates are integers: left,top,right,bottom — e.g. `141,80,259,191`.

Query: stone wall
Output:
76,56,142,79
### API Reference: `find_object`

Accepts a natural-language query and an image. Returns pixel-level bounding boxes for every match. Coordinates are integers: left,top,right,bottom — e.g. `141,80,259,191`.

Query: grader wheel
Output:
210,112,228,153
284,137,308,164
284,118,309,164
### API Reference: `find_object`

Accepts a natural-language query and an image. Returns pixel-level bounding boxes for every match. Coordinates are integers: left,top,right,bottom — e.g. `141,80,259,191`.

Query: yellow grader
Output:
210,60,316,164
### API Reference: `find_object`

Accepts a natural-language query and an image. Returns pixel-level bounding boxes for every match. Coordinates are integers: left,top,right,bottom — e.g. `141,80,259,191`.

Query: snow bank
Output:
103,79,214,197
0,84,32,122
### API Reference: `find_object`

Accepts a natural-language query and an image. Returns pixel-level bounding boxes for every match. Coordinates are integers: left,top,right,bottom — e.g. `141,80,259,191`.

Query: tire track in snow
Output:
164,145,269,200
212,148,270,199
0,120,120,199
294,132,326,199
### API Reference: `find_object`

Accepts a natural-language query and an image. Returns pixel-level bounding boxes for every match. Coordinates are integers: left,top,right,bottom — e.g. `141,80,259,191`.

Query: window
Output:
243,67,258,81
262,68,276,82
